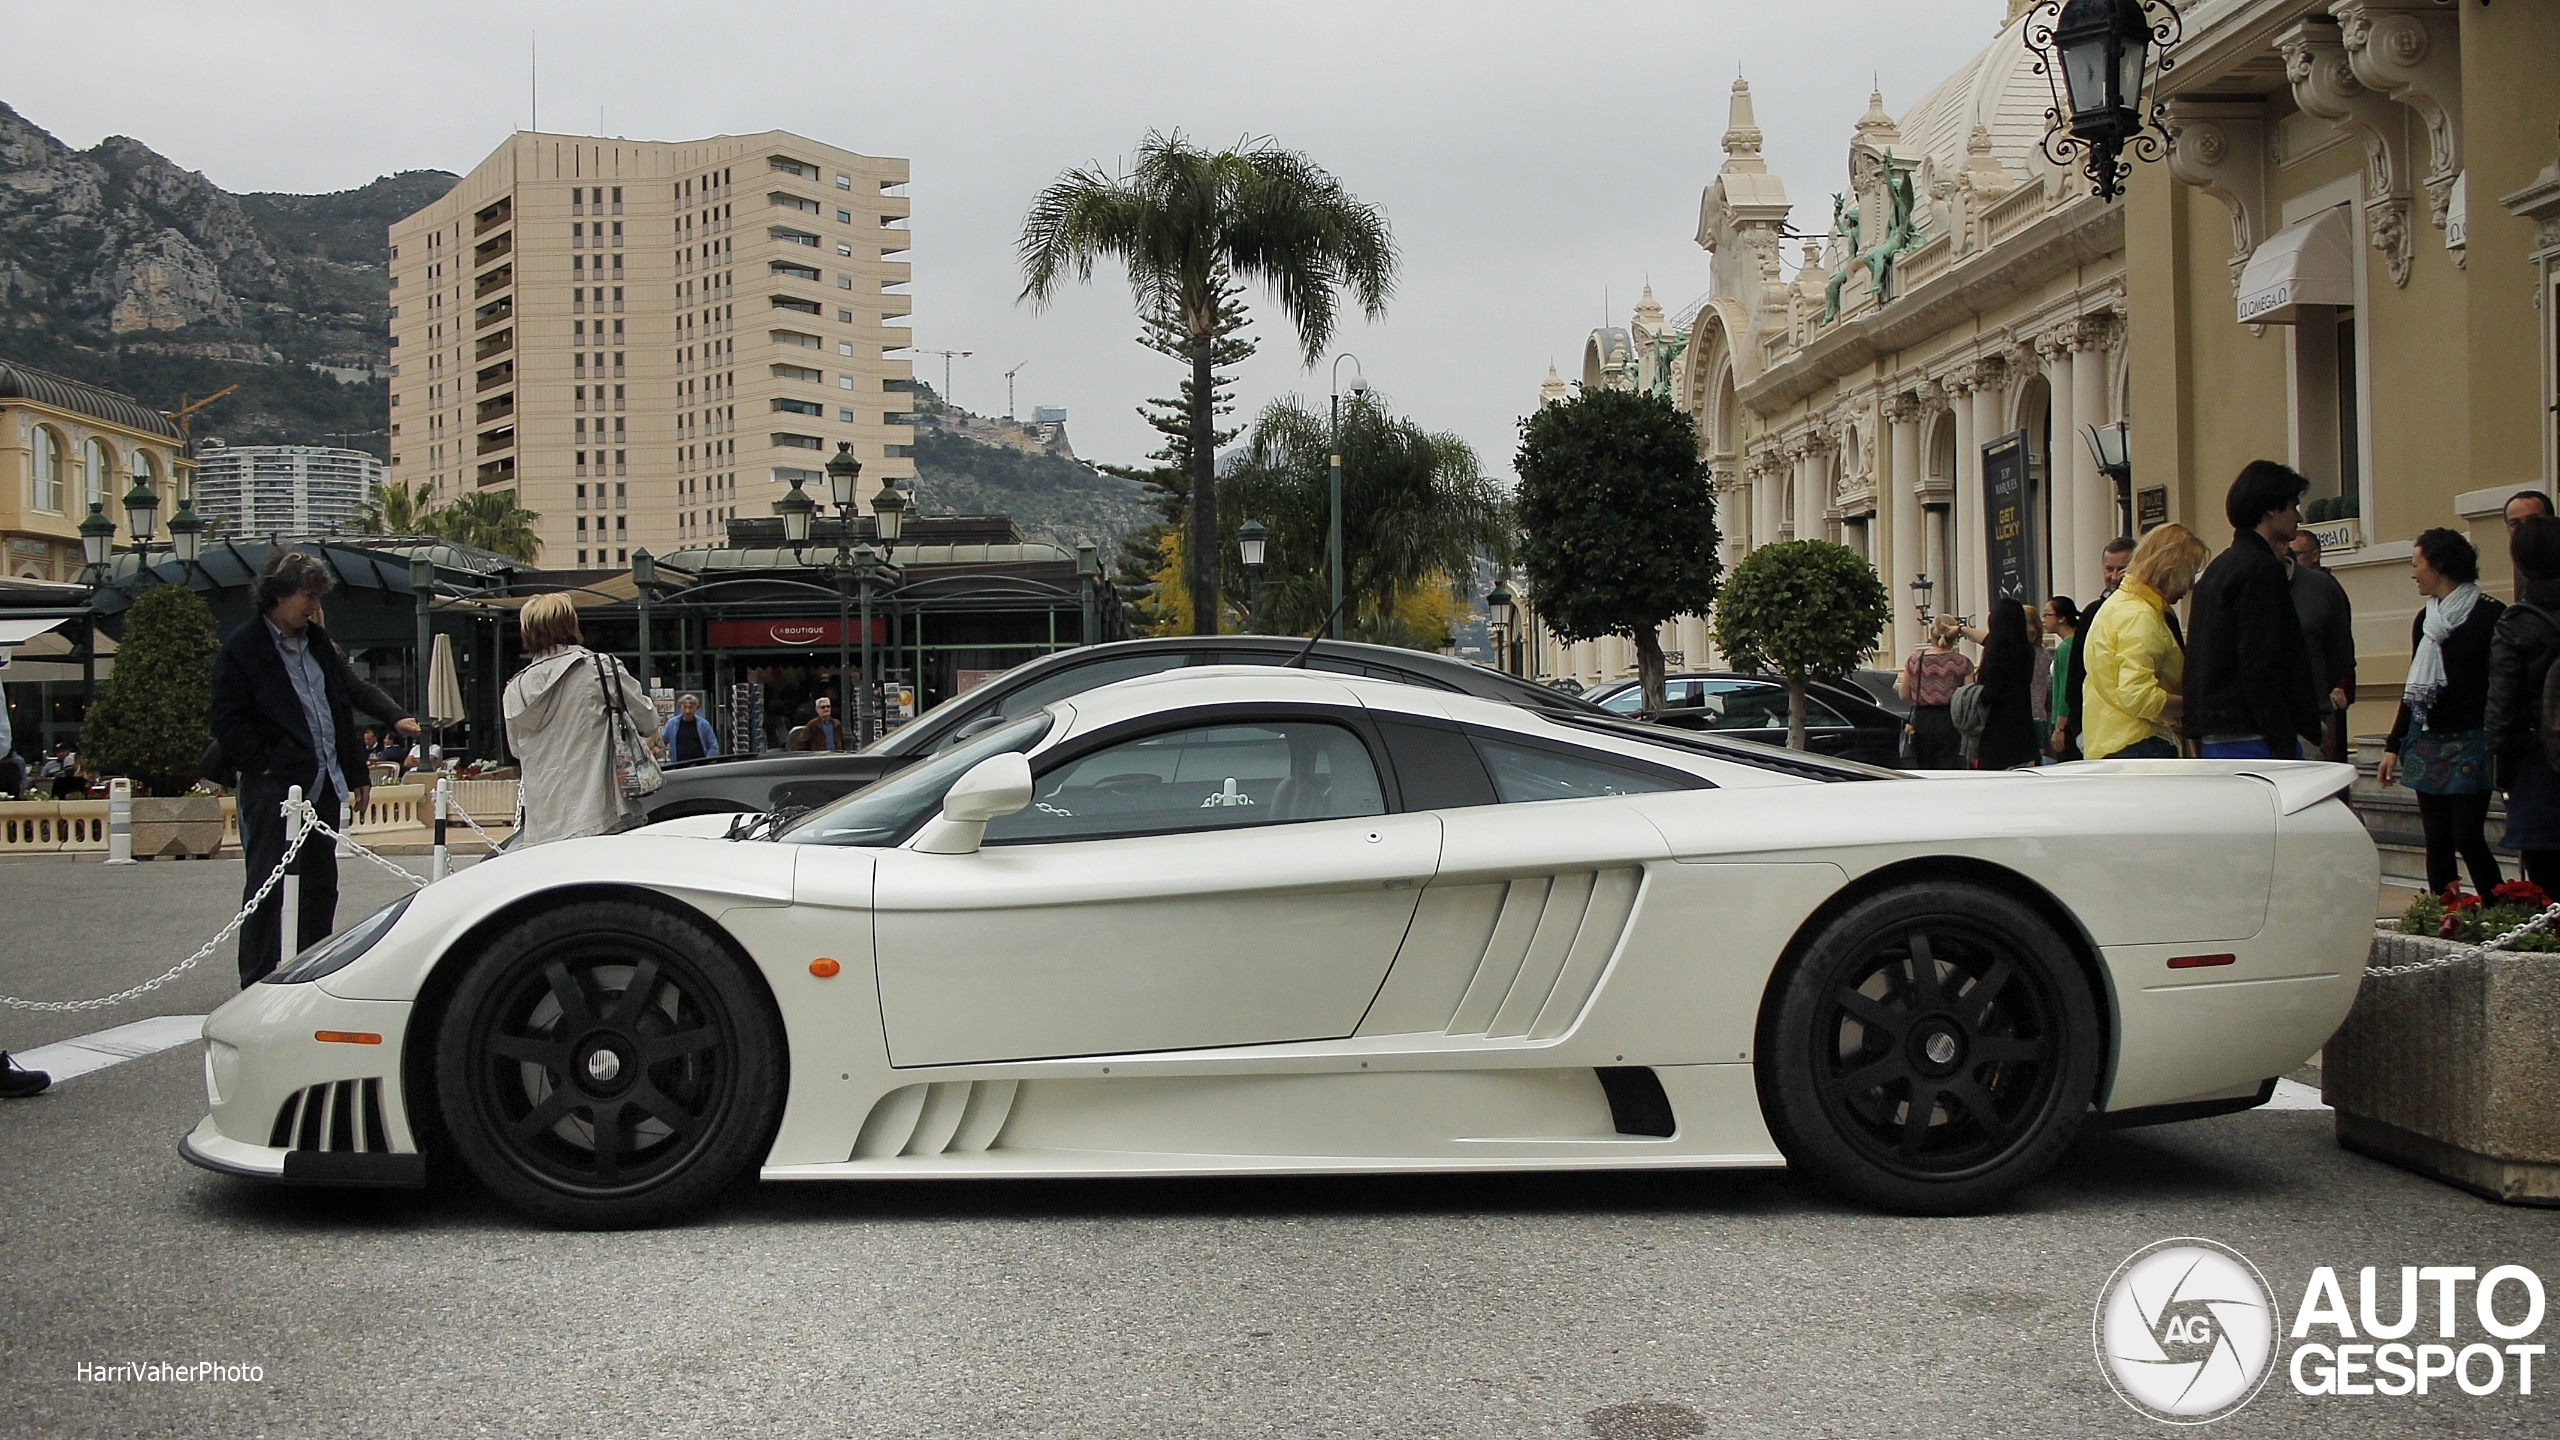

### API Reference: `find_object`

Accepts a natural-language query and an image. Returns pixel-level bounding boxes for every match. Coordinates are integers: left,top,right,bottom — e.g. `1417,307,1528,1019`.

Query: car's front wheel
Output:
1759,881,2099,1214
435,899,783,1228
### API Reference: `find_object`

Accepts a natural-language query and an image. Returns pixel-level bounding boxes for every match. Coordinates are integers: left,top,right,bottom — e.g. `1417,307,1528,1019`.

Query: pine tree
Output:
1098,275,1256,633
78,584,219,796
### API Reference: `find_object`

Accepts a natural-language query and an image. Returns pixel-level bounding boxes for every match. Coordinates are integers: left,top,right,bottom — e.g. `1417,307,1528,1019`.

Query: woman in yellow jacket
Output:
2081,523,2211,760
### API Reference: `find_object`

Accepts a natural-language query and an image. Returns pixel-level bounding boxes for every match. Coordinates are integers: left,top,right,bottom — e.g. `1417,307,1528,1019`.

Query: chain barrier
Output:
2366,902,2560,984
445,802,506,849
1,800,432,1013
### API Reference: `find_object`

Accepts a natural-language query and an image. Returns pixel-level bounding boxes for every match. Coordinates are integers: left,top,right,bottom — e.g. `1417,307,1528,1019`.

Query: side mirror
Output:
912,751,1032,854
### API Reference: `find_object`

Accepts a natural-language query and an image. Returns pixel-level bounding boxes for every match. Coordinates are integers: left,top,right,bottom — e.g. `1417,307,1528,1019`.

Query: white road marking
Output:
14,1014,205,1084
2264,1078,2329,1111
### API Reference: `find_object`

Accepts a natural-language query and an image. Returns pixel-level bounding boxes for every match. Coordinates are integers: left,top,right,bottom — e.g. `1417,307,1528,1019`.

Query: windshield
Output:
781,712,1054,845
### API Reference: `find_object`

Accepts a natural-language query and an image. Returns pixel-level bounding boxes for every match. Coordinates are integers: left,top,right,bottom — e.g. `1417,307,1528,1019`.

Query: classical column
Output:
1970,358,2009,599
2041,335,2078,605
2070,316,2115,601
1947,369,1985,623
1886,392,1926,657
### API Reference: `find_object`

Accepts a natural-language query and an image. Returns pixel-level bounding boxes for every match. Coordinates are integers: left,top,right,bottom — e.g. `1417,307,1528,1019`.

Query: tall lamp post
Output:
631,547,656,697
1328,355,1369,638
1486,583,1515,675
791,443,906,749
1237,519,1267,632
410,552,435,720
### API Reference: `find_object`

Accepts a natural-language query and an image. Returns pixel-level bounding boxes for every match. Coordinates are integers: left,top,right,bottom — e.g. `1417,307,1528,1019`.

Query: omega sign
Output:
705,618,887,648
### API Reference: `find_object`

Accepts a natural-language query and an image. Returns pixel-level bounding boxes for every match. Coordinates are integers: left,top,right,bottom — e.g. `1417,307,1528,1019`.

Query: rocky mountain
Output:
910,423,1151,557
0,100,453,455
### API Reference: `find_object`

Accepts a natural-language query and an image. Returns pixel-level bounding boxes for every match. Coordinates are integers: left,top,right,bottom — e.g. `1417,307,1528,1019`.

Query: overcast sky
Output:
15,0,2005,482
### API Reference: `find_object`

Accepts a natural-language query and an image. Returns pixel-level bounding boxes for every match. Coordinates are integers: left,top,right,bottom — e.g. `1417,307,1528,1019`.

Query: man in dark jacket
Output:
2060,536,2138,760
210,550,418,985
2184,461,2320,759
2289,529,2357,762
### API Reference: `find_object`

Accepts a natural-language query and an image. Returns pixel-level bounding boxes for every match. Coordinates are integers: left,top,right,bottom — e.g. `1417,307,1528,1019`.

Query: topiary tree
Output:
1514,386,1721,710
79,583,219,796
1711,539,1891,751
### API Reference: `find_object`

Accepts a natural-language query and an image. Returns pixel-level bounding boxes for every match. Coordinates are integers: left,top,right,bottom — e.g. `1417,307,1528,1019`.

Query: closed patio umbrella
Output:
427,632,466,728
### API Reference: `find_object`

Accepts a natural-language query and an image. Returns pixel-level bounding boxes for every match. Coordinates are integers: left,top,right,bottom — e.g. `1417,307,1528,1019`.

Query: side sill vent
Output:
1595,1067,1676,1138
851,1079,1020,1160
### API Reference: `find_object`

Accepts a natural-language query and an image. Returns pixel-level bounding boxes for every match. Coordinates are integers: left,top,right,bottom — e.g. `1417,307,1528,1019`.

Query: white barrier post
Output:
104,777,136,866
279,784,304,957
431,772,451,883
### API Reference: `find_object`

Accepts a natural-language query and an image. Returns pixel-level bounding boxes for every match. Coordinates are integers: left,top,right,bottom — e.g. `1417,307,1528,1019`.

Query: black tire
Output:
1758,881,2100,1215
434,899,783,1228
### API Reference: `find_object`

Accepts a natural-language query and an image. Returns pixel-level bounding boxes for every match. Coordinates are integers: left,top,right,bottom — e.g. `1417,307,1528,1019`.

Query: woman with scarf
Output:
2380,527,2505,896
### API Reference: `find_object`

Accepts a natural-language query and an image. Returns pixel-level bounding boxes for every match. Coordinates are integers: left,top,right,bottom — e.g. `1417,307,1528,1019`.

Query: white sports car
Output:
184,666,2377,1228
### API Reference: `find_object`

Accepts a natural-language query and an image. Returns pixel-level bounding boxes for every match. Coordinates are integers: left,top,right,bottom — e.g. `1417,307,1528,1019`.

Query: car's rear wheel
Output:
1759,881,2099,1214
435,899,782,1228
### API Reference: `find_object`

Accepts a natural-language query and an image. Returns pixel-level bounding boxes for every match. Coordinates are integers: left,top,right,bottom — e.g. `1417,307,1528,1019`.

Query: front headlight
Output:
265,893,415,985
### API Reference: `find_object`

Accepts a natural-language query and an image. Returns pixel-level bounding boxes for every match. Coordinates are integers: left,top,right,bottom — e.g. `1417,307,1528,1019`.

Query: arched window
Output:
86,439,114,509
31,428,64,512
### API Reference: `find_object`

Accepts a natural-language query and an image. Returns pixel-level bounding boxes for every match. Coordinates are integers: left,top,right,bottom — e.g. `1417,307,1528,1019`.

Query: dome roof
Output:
1891,12,2054,178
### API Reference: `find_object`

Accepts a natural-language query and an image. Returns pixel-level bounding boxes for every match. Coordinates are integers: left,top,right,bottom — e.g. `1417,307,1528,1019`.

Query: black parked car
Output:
643,636,1613,822
1584,671,1904,767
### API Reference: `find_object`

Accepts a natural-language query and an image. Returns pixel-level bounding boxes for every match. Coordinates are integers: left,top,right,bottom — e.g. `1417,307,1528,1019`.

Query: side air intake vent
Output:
268,1079,391,1153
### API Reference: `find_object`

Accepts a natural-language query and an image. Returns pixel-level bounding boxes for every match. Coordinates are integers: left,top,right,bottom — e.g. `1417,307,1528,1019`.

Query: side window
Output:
1698,683,1848,730
934,652,1193,752
1598,687,1647,715
1471,736,1690,804
985,721,1385,844
1376,719,1498,810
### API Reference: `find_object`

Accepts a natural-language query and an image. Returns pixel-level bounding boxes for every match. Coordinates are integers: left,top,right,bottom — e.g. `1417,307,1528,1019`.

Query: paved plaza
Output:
1,855,2553,1439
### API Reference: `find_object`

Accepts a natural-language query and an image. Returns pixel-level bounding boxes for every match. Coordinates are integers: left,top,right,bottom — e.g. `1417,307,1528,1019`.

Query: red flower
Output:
2491,880,2551,909
2440,883,2481,912
2440,909,2465,939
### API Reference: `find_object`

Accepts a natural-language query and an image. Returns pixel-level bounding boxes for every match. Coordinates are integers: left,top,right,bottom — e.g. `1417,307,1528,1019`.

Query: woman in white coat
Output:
503,592,659,846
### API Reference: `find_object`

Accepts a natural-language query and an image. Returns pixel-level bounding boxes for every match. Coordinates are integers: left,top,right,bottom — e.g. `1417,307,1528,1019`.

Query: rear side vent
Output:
851,1080,1019,1159
1595,1067,1676,1138
268,1079,391,1153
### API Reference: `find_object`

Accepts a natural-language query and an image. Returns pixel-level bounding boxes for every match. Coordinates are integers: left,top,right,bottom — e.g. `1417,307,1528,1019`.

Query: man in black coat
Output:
2184,460,2320,759
209,550,418,985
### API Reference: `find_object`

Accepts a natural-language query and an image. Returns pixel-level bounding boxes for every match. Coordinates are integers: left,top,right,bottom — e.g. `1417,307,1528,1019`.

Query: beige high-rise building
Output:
386,130,915,569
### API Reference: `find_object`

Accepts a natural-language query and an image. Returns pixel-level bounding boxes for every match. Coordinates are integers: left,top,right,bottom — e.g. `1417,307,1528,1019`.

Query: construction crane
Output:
915,349,972,410
1003,361,1028,422
162,386,238,450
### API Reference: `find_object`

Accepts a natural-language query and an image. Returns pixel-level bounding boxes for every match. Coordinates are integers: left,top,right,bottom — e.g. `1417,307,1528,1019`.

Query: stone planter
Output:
128,795,227,859
2326,927,2560,1205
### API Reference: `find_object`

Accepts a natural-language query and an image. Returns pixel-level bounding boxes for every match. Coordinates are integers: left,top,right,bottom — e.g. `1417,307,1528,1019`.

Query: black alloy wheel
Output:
1760,881,2099,1214
436,900,783,1228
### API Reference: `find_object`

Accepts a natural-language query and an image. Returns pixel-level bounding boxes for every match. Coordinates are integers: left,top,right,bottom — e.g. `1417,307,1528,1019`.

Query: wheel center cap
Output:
587,1048,622,1083
1908,1019,1967,1077
1924,1032,1958,1066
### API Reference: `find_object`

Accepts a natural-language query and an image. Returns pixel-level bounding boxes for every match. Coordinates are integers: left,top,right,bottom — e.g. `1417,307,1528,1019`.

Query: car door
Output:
870,711,1440,1066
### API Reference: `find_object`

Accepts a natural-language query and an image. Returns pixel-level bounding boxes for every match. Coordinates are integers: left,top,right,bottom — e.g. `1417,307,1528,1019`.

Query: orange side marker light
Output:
809,958,841,979
314,1031,383,1044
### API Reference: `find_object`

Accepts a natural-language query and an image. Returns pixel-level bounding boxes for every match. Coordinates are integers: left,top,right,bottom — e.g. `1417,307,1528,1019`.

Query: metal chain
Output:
2367,902,2560,983
1,800,443,1013
0,807,321,1012
445,802,505,848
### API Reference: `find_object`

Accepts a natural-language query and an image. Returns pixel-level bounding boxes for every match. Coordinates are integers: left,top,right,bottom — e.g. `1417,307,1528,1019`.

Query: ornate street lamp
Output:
1237,519,1267,631
2024,0,2181,202
869,473,907,549
1328,356,1370,638
2082,421,2134,534
1485,582,1515,675
78,502,115,579
825,440,863,512
166,494,205,565
1911,572,1937,627
775,473,818,549
121,472,161,547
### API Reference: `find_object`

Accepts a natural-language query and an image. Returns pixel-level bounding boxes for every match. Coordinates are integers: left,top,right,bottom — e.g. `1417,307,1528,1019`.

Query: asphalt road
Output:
3,856,2555,1439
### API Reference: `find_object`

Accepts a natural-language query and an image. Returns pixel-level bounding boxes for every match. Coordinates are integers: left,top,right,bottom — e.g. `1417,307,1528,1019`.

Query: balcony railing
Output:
477,426,515,456
474,329,514,361
474,198,512,236
473,231,512,266
475,457,516,487
476,393,515,424
475,360,514,393
474,297,513,329
474,264,512,299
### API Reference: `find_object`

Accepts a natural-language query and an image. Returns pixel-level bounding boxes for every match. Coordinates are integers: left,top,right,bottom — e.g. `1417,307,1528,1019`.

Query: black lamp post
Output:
78,503,115,583
803,443,905,748
631,547,656,700
1237,519,1267,632
1911,572,1937,627
410,552,435,720
166,494,205,569
2026,0,2180,202
1328,356,1369,638
1486,583,1515,674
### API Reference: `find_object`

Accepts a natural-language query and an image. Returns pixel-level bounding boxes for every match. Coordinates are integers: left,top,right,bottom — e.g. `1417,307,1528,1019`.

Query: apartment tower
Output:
386,130,915,568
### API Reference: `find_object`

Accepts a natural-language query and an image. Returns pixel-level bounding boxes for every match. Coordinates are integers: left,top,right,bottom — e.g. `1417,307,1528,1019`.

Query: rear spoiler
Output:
2045,758,2357,815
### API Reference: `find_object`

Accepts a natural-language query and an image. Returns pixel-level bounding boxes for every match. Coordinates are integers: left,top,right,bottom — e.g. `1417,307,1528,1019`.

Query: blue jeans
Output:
2198,737,2300,760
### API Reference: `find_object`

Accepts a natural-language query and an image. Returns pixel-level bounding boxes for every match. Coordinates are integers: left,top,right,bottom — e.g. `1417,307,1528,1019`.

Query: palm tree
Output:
1221,394,1510,642
349,479,443,537
1018,131,1397,635
437,488,542,561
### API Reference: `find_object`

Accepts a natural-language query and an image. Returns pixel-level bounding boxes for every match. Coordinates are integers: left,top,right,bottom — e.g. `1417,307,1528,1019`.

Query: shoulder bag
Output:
590,650,664,801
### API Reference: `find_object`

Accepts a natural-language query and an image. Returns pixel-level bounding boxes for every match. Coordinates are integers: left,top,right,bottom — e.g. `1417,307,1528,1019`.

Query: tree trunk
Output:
1187,331,1219,636
1785,674,1808,751
1635,627,1667,713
